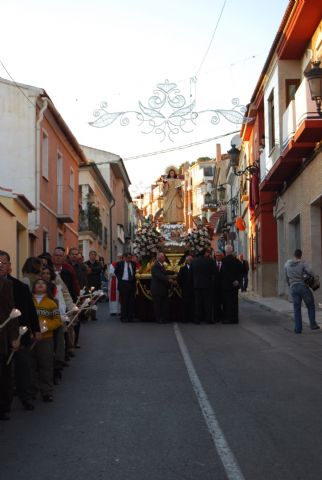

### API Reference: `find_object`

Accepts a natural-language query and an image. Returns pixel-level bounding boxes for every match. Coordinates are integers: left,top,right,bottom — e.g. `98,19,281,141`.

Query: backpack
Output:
303,273,320,291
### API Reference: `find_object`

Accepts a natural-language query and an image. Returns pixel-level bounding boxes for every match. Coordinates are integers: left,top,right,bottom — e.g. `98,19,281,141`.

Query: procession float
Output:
134,166,212,321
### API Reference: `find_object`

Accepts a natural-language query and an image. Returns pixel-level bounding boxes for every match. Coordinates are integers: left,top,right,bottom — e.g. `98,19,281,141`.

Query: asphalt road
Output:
1,299,322,480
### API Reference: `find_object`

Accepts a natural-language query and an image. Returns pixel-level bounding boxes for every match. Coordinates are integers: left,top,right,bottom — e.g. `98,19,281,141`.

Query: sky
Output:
0,0,289,196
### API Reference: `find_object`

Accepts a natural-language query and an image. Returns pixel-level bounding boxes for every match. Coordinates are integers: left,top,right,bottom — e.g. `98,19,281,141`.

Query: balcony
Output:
260,77,322,192
79,203,102,240
57,186,74,223
282,100,296,151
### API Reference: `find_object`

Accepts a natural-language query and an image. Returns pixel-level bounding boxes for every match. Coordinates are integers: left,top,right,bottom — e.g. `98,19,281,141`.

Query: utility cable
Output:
0,59,37,107
195,0,227,79
122,129,239,161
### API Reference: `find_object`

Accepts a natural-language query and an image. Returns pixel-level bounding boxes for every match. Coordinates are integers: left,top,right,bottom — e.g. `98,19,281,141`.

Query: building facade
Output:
0,187,34,276
240,0,322,299
79,163,114,263
0,77,86,256
80,146,132,261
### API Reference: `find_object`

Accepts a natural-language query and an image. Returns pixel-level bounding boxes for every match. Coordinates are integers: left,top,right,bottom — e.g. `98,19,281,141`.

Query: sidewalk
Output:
241,291,322,326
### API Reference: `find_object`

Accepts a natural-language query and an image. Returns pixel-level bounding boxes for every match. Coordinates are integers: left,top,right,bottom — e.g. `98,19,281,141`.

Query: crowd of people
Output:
1,240,318,422
151,245,246,325
109,245,249,325
0,247,106,421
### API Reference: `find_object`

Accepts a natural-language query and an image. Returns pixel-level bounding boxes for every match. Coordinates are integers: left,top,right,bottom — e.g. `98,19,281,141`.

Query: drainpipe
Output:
109,198,115,263
35,97,48,228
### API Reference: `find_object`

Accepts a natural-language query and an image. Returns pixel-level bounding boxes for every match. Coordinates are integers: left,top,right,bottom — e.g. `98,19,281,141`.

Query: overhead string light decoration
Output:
89,79,252,142
89,1,254,142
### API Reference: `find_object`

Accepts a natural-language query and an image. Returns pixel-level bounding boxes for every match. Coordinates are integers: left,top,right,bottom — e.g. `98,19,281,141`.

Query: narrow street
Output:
1,300,322,480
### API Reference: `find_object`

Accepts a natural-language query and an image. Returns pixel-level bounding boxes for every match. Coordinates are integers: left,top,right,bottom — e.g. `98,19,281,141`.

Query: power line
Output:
123,129,239,161
195,0,227,78
0,59,37,107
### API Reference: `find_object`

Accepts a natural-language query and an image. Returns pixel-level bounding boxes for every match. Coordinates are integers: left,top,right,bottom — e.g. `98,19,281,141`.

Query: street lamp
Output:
227,145,259,176
304,61,322,117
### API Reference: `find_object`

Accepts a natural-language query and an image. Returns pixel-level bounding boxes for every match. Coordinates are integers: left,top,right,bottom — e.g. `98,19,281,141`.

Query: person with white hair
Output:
108,253,122,316
221,244,243,324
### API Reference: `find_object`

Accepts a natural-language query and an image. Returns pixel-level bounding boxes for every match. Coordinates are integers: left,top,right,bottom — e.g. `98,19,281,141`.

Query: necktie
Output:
127,262,133,280
217,262,221,271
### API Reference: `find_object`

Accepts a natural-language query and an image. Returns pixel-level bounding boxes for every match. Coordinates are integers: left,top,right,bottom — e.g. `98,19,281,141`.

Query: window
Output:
42,131,49,179
57,232,64,248
42,230,49,252
69,169,74,218
289,215,301,254
57,153,63,214
285,79,300,107
202,166,214,177
268,90,275,151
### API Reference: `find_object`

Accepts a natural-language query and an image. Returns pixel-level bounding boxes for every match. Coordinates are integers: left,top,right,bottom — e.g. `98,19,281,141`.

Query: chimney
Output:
216,144,222,162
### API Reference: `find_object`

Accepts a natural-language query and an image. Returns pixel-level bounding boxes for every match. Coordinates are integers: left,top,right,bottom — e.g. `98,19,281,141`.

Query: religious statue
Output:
162,166,184,223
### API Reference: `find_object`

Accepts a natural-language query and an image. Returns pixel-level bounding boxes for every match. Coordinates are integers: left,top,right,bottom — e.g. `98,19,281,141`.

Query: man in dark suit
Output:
115,253,136,322
190,248,216,324
221,245,243,324
0,277,19,420
0,250,41,411
177,255,194,323
213,250,224,322
151,252,174,324
238,254,249,292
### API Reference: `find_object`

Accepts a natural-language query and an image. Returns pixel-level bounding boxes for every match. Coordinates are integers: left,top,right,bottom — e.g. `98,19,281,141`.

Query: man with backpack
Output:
285,249,320,333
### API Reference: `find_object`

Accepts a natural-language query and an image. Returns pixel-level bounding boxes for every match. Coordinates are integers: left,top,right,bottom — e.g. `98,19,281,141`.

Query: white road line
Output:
173,323,246,480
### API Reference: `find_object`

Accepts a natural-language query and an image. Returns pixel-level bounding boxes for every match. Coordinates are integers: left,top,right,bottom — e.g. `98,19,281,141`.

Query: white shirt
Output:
122,261,133,281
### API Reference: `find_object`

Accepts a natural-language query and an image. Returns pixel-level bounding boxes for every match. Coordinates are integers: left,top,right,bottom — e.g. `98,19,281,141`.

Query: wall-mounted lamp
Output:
227,144,259,176
304,60,322,117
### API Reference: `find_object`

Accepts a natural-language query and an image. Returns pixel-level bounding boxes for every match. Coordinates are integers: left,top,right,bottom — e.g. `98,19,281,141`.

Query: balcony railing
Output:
79,204,102,239
57,186,74,223
294,77,317,127
282,100,296,150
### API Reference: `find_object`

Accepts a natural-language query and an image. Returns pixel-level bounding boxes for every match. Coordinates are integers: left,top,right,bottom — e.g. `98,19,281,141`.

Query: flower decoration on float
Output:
133,222,162,267
185,225,212,255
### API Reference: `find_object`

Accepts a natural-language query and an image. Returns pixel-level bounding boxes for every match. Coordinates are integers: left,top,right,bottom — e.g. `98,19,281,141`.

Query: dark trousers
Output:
31,338,54,396
118,281,136,321
0,354,13,414
14,347,33,403
194,288,213,323
241,275,248,292
213,287,224,322
182,294,194,322
223,289,239,323
74,319,81,344
152,295,169,323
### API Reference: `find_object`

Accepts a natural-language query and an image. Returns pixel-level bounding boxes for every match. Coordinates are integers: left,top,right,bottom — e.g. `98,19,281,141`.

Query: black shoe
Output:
0,413,10,421
43,395,53,403
311,325,320,330
22,400,35,411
